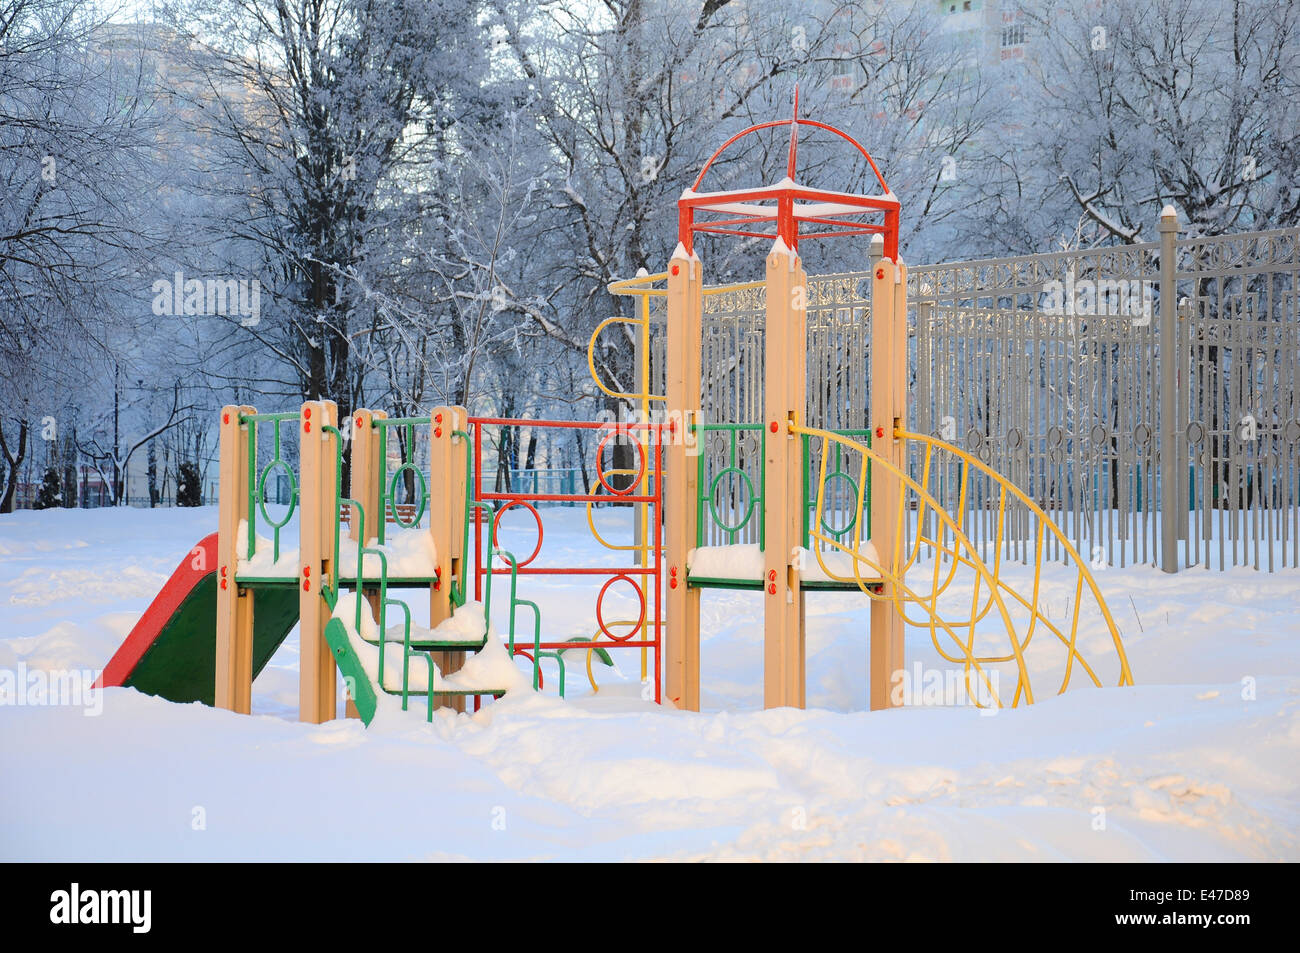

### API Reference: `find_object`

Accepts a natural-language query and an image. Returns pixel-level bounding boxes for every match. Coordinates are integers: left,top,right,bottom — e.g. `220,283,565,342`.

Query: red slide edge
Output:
96,532,219,689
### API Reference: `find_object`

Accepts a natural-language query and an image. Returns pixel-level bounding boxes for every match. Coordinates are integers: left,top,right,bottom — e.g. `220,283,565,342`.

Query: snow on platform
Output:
330,594,529,696
688,542,882,583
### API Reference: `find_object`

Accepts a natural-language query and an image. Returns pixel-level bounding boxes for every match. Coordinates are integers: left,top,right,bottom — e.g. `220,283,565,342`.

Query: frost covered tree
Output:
1013,0,1300,246
488,0,1007,418
486,0,820,409
339,112,548,417
0,2,166,510
171,0,499,425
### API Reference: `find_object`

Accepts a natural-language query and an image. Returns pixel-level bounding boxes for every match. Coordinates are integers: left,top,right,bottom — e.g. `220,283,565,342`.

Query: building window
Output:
1002,24,1027,46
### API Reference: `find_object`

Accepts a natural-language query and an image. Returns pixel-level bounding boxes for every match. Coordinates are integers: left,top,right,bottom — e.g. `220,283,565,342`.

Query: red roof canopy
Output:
678,88,900,260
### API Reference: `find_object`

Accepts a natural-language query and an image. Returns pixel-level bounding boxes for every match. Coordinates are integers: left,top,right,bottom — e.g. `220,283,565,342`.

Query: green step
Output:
323,618,508,723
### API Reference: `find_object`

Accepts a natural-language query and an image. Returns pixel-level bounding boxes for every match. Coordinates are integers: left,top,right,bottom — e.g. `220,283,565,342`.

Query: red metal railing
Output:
468,416,666,702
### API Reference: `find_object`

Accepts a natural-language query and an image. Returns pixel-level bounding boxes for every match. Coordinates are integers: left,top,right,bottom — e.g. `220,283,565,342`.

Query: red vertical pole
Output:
884,208,899,261
474,419,484,602
653,429,664,704
780,195,796,252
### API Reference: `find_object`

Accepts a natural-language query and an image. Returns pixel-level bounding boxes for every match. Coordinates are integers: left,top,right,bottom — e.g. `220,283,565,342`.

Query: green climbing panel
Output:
123,577,301,706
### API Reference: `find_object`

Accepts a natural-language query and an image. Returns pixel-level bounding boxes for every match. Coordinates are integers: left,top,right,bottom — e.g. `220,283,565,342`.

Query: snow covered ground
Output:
1,504,1297,861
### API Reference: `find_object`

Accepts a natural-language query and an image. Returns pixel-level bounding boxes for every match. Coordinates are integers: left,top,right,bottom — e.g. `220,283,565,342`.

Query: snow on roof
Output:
683,179,897,207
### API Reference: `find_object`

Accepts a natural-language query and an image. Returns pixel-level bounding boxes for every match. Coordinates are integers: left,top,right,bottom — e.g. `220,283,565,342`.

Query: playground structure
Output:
592,91,1132,711
101,402,664,722
100,96,1132,722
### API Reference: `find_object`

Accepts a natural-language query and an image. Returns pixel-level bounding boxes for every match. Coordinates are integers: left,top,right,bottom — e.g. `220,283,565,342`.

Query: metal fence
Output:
911,237,1167,569
642,217,1300,570
1174,228,1300,570
645,273,878,546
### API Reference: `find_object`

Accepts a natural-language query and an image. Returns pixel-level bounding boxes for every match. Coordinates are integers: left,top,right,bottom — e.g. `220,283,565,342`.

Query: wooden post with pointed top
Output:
299,399,339,723
763,243,807,709
430,405,467,712
665,248,702,710
215,404,255,712
869,257,907,710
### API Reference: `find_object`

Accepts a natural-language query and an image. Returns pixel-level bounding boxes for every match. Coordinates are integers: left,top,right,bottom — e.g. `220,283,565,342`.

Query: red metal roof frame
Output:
678,88,900,260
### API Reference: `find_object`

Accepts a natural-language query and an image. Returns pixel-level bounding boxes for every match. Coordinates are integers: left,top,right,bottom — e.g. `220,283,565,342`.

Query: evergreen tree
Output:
176,461,202,507
36,467,62,509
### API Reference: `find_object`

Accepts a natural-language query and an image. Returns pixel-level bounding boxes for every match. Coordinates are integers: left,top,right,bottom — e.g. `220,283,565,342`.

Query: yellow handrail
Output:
796,423,1026,706
607,271,669,296
595,274,670,681
587,315,667,404
897,429,1132,696
899,428,1131,676
791,422,1133,707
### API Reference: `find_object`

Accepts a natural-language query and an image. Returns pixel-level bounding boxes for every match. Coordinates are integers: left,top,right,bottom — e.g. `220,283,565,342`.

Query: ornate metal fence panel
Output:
700,283,765,427
1176,228,1300,570
910,242,1165,569
637,223,1299,570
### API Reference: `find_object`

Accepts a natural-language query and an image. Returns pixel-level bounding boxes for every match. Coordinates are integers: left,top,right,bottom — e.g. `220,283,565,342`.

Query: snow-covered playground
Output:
2,504,1296,861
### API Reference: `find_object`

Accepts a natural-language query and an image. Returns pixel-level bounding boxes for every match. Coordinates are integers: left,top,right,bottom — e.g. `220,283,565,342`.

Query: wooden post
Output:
215,404,255,713
346,407,384,720
869,257,906,710
430,405,467,712
763,243,807,709
299,399,339,723
665,246,702,710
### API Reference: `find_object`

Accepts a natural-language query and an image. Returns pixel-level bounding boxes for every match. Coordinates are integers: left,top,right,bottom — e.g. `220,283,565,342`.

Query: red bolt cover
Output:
304,421,312,433
670,577,678,589
671,264,680,276
303,579,310,592
303,407,312,419
768,569,777,581
355,416,363,427
220,565,227,578
875,268,884,280
220,579,228,591
435,427,443,438
435,413,443,424
875,426,885,439
769,421,778,433
767,582,777,595
670,566,678,577
223,412,230,425
303,566,311,577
